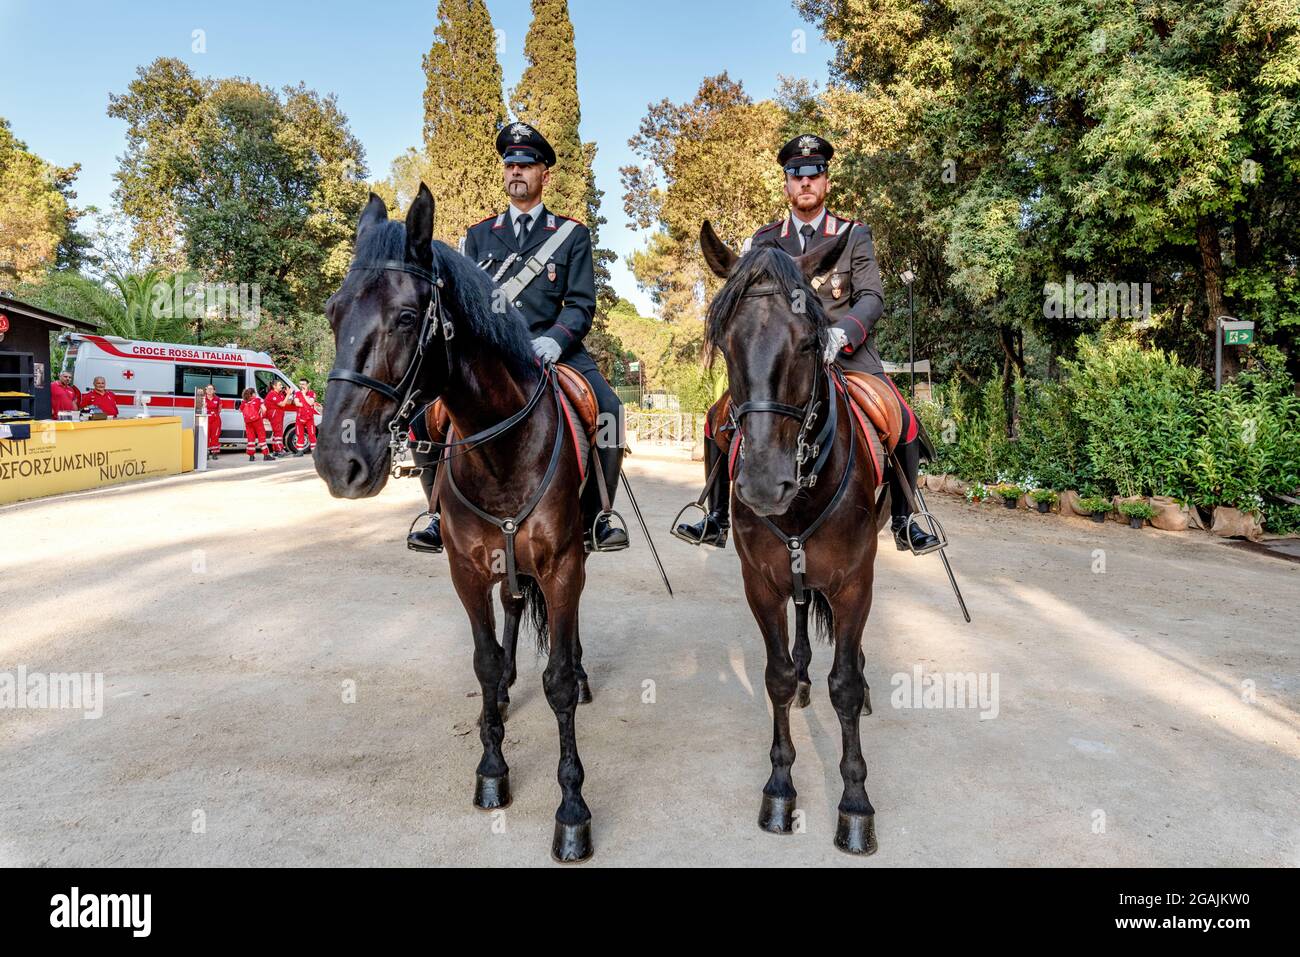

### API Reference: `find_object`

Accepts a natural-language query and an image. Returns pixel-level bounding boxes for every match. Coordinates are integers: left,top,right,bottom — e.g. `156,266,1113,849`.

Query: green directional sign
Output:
1222,320,1255,345
628,361,640,372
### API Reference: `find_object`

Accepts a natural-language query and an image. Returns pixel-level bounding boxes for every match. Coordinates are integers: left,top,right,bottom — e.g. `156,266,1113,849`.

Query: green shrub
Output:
1078,495,1112,515
1190,370,1300,529
1118,500,1157,520
1062,337,1202,498
919,378,1012,482
1017,377,1090,490
1029,488,1059,504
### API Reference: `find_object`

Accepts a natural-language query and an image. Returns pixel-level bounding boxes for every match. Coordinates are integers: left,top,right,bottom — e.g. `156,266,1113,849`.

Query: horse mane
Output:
704,245,829,365
340,218,539,381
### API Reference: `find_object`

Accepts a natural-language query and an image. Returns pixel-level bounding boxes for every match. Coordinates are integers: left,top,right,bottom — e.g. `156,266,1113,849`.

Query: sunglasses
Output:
785,165,827,178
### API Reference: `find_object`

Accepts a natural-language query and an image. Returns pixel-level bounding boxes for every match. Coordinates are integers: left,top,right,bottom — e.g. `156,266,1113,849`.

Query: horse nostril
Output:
345,458,366,487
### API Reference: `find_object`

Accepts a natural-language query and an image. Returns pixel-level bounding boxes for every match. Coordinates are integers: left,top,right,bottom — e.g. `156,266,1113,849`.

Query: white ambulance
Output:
58,333,319,450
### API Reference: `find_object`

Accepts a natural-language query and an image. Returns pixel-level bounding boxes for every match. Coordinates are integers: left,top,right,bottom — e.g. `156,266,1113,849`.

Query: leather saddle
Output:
426,362,600,476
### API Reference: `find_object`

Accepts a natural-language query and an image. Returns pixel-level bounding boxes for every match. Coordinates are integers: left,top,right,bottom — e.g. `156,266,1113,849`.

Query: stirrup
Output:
670,502,710,546
904,511,947,556
588,509,629,553
406,510,441,553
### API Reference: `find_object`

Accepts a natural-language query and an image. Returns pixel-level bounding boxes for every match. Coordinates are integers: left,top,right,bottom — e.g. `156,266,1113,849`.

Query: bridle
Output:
326,256,552,473
725,284,837,490
720,281,852,608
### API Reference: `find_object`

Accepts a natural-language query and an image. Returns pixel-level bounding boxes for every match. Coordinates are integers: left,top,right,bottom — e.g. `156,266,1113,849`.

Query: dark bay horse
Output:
315,184,595,862
699,220,883,855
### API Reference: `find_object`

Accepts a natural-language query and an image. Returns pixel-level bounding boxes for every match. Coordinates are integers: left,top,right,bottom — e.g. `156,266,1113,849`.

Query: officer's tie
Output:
800,223,815,251
516,213,533,244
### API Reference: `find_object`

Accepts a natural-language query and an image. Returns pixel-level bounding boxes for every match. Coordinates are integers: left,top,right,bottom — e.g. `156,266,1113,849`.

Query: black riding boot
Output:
890,436,940,553
585,443,628,552
408,513,443,553
676,440,730,548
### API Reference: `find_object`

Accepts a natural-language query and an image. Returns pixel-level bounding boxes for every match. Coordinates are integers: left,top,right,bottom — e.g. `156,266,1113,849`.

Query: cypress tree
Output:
511,0,616,312
417,0,506,243
509,0,585,219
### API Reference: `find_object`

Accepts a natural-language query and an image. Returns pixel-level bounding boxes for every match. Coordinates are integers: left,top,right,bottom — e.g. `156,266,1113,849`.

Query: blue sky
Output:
0,0,832,314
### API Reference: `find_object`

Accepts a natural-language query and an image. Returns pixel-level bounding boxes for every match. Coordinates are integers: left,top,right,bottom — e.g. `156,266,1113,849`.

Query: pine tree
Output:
413,0,506,244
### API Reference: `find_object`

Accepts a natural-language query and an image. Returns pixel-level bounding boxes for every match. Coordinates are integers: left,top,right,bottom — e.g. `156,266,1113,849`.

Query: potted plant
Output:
964,483,989,504
1029,489,1058,514
995,484,1026,509
1078,495,1111,523
1119,500,1156,529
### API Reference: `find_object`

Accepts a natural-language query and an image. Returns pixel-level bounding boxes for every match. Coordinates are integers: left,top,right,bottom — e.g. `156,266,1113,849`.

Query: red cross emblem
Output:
122,369,135,380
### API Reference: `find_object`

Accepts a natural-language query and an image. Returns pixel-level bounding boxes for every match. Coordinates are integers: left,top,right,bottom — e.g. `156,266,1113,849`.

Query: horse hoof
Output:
758,793,797,833
795,681,812,709
551,820,593,863
834,811,877,855
576,678,593,705
862,688,873,716
473,773,511,810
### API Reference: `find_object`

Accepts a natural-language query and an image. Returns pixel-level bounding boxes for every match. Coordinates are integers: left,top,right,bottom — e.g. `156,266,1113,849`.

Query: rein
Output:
443,385,568,601
326,257,550,474
721,280,854,606
327,254,566,599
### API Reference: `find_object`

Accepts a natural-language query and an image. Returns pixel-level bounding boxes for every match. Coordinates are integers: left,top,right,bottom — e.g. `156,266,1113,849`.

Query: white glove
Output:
532,336,562,365
823,327,849,364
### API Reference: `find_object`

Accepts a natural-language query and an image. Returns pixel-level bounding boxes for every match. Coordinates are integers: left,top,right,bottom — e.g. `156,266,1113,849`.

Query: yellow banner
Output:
0,417,183,505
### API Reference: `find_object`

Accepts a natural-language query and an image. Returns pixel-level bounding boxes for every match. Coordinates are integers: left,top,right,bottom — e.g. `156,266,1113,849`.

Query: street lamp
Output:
900,269,916,400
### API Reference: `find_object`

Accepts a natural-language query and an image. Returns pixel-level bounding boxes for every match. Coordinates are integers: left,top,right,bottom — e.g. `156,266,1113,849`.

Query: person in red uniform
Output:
50,371,81,417
263,380,292,457
291,379,320,455
240,388,273,462
79,377,119,418
203,384,222,458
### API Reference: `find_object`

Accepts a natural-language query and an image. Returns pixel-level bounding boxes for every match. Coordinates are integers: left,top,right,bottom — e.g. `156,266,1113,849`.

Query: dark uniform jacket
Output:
463,206,599,378
749,211,886,375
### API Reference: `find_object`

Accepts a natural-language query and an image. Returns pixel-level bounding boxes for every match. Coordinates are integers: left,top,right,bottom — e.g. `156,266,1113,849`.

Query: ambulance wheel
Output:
284,424,301,453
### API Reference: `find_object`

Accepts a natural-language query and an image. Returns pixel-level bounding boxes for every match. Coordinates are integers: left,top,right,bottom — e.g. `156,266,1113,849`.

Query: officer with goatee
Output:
407,122,628,554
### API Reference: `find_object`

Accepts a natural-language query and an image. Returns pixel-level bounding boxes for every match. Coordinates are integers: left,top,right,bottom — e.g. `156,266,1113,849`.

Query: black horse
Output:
699,221,883,855
316,185,595,862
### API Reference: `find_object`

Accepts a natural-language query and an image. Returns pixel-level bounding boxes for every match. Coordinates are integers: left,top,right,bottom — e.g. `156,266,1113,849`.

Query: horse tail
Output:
809,590,835,645
519,576,551,655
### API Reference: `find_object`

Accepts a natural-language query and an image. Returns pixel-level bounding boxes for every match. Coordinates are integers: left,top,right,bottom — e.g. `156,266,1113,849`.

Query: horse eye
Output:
396,309,419,327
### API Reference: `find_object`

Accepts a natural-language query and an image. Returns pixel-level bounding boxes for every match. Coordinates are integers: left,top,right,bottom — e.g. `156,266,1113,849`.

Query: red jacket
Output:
51,381,81,416
80,389,119,417
292,390,320,418
241,396,266,425
264,389,290,420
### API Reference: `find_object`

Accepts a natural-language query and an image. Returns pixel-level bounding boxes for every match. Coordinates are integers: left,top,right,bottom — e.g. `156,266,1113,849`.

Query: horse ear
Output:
357,192,388,240
405,183,435,268
700,221,738,278
796,222,853,282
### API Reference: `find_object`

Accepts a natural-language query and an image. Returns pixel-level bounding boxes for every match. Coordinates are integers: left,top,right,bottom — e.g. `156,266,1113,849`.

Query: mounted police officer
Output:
407,121,628,554
676,133,940,554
